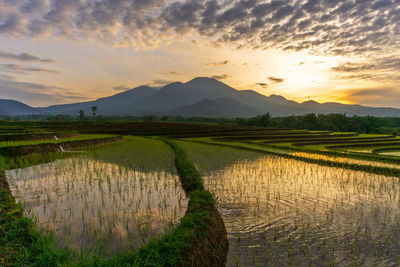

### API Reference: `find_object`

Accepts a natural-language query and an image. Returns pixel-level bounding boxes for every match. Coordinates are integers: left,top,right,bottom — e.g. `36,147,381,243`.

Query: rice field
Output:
3,122,400,265
178,141,400,266
380,151,400,157
5,136,188,256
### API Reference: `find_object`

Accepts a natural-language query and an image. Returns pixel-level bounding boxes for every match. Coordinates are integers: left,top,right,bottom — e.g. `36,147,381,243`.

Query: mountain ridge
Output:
1,77,400,117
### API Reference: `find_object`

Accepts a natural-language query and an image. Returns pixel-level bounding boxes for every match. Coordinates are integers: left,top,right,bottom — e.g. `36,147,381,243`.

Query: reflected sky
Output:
5,137,188,256
182,142,400,266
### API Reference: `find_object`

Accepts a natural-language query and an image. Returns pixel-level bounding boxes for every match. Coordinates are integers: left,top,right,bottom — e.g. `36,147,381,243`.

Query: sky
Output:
0,0,399,108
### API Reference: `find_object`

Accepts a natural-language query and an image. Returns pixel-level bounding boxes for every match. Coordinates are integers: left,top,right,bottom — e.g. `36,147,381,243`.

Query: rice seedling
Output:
290,152,400,170
5,136,188,257
178,141,400,266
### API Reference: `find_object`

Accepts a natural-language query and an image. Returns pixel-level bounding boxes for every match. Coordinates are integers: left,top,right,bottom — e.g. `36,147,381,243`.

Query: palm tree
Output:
91,106,98,122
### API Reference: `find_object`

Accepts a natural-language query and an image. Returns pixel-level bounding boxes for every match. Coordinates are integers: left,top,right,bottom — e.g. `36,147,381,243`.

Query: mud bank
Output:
0,133,78,142
0,136,123,157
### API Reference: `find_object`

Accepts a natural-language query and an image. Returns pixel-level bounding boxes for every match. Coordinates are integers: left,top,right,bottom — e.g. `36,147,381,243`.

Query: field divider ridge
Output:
161,139,229,266
185,139,400,178
0,136,123,157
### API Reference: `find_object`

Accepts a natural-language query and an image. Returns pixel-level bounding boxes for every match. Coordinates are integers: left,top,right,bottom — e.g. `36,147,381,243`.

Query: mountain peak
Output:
187,77,225,86
302,100,319,105
269,94,287,100
188,76,217,82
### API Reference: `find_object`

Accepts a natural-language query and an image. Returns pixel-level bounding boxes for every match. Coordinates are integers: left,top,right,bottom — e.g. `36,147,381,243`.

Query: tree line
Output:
236,113,400,134
2,111,400,135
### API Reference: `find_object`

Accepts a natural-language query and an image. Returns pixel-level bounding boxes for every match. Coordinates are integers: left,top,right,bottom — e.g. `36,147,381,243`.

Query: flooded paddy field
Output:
179,141,400,266
380,151,400,157
197,137,400,170
290,152,400,170
5,136,188,256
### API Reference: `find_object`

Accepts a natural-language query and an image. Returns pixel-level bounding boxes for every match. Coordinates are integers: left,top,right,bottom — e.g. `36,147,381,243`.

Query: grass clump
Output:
164,139,204,193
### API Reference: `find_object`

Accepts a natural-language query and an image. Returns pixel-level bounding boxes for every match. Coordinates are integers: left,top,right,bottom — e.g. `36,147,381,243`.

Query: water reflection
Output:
6,137,188,256
181,142,400,266
291,152,400,170
380,151,400,157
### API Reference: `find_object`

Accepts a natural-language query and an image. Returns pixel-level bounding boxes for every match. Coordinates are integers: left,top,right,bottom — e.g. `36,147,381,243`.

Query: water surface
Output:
6,137,188,255
179,141,400,266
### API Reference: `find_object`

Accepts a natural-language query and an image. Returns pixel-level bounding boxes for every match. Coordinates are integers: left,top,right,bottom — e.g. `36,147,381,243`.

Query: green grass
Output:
0,153,72,266
164,140,204,192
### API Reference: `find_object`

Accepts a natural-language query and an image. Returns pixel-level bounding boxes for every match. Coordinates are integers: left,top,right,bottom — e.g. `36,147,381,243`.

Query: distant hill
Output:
2,77,400,117
0,99,35,115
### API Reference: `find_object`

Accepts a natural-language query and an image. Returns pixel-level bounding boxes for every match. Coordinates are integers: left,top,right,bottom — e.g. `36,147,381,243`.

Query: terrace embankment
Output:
0,136,123,157
165,140,228,267
0,133,78,142
178,203,227,266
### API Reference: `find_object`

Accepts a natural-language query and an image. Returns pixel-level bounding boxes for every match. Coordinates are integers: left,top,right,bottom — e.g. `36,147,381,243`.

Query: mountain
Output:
167,98,265,117
300,101,400,116
2,77,400,117
35,86,157,115
124,77,311,115
0,99,35,115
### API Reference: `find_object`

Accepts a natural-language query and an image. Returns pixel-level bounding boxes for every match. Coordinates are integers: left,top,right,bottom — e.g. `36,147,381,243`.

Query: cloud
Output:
0,0,396,55
255,76,285,89
0,75,90,106
211,74,230,80
0,51,57,63
331,57,400,82
0,13,25,37
268,76,285,84
0,0,400,83
0,0,398,56
335,87,400,107
256,82,268,88
113,86,131,91
0,64,59,74
166,71,179,75
150,79,173,86
19,0,48,14
206,60,229,66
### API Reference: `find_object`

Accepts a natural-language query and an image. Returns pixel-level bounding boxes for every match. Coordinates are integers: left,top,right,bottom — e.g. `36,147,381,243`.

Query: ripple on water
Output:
188,145,400,266
6,156,188,256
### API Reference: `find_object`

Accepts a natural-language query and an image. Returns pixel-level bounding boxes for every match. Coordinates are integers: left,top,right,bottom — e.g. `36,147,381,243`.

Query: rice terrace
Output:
0,119,400,266
2,0,400,266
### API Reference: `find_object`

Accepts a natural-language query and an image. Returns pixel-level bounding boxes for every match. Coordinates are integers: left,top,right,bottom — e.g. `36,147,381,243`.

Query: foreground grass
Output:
0,153,72,266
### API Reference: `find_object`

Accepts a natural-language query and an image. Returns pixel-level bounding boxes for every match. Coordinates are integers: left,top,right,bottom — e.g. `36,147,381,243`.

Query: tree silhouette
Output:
91,106,98,122
79,109,85,121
